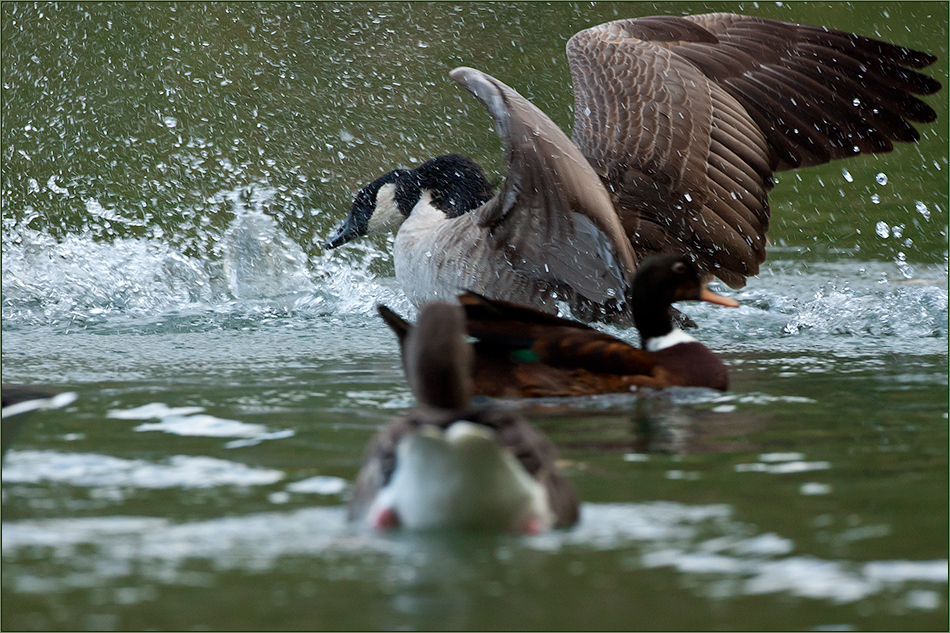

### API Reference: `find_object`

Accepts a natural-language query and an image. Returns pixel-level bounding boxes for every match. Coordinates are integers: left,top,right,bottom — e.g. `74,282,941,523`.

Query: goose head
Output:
324,153,493,249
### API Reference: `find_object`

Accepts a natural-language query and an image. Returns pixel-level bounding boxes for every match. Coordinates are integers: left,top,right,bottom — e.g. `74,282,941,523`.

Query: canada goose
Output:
348,302,579,532
379,254,738,397
326,14,940,325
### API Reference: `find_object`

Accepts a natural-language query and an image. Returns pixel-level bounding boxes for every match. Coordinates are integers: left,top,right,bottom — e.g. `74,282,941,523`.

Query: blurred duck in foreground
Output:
379,255,739,398
348,302,579,533
2,386,78,458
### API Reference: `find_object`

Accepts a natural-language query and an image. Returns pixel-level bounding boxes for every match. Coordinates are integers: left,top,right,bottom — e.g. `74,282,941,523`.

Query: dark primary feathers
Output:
567,13,940,288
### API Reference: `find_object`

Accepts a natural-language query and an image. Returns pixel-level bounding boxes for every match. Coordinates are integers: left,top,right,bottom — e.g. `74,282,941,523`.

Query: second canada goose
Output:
326,13,940,326
348,302,579,532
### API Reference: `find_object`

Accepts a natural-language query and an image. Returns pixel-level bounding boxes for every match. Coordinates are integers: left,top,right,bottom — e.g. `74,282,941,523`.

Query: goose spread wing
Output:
567,13,940,288
449,67,638,313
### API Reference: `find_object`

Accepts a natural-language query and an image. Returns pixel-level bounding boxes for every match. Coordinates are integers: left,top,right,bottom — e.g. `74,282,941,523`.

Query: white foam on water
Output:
1,392,78,418
735,461,832,475
107,403,206,419
1,450,285,488
106,401,294,445
286,476,349,495
760,452,806,462
133,415,269,438
2,501,944,608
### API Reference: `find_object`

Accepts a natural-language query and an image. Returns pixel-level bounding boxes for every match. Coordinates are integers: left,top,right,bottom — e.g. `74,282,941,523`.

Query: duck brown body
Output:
378,255,737,398
462,294,729,397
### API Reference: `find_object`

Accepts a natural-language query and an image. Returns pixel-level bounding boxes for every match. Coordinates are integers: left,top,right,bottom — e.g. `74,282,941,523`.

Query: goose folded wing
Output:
449,67,638,313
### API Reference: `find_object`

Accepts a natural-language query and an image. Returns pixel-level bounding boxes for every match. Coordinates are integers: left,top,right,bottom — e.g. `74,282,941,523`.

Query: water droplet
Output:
915,201,930,219
841,168,853,183
870,194,880,204
875,172,888,185
875,221,889,238
46,175,69,195
852,97,861,107
163,116,178,129
800,482,831,496
895,251,914,279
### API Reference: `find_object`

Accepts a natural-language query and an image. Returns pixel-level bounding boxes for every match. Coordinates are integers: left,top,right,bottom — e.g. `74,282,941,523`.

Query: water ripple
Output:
2,502,945,608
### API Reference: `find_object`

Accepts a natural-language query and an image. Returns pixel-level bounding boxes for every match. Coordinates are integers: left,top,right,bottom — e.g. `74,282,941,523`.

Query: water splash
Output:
1,226,216,327
3,192,946,354
215,187,313,300
782,282,948,338
2,185,408,330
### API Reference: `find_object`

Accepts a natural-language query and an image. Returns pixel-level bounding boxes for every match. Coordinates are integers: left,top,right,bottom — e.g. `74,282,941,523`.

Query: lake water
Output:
2,2,948,630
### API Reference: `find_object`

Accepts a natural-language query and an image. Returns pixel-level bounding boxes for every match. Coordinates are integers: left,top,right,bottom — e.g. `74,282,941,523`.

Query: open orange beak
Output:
699,286,740,307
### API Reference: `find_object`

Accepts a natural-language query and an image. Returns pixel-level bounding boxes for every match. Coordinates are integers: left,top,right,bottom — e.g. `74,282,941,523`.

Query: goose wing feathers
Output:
567,13,940,288
450,67,638,311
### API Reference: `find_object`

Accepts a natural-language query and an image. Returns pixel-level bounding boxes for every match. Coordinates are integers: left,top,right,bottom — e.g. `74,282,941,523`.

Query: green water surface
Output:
2,2,948,631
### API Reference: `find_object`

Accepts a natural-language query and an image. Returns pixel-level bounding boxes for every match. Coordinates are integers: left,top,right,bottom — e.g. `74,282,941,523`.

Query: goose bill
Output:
325,215,360,249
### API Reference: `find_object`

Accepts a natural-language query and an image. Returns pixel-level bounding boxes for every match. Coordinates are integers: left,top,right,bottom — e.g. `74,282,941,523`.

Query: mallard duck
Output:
379,254,739,397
